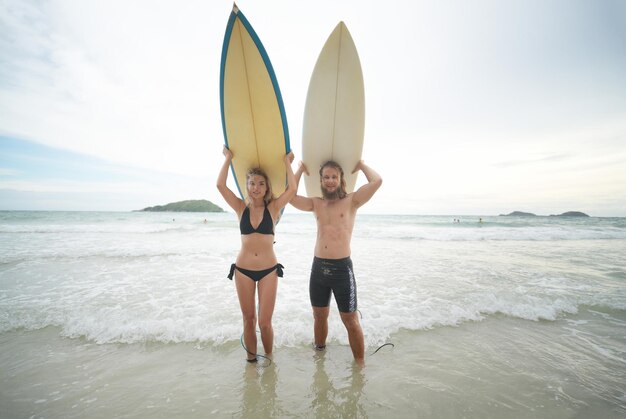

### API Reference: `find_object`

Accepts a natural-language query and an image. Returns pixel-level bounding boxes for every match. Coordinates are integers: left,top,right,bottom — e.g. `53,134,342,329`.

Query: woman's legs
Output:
257,272,278,355
235,272,257,360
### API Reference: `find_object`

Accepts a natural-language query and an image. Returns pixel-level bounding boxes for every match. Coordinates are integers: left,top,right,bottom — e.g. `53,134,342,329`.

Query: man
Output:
290,159,382,366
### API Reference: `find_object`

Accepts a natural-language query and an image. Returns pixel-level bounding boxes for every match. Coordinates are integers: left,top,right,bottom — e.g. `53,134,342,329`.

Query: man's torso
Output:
312,194,356,259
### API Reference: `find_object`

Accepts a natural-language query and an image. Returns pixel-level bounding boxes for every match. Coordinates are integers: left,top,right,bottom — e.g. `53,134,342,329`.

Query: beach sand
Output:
2,308,624,418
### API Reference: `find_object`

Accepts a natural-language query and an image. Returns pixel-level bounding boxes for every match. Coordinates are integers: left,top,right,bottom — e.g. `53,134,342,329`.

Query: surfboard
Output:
220,4,290,201
302,22,365,198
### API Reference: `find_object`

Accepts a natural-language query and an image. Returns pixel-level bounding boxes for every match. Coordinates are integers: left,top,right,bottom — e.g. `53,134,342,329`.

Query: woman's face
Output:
247,175,268,200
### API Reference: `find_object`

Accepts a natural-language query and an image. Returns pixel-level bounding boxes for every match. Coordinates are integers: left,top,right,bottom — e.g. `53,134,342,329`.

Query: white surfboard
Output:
302,22,365,198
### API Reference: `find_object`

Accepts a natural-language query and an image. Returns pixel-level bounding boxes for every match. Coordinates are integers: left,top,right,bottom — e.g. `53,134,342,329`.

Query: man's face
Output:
320,167,341,199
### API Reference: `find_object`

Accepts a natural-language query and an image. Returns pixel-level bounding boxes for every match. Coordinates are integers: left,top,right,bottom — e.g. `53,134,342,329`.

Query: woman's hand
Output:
223,145,233,160
297,161,309,176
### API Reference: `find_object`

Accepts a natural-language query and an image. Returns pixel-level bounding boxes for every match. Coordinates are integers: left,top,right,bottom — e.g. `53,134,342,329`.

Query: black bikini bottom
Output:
227,263,284,282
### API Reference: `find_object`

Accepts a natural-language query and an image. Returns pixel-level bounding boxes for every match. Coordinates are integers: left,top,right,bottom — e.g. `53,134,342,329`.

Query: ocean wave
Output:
0,251,213,266
2,297,623,347
354,228,626,241
349,215,626,241
0,224,234,235
1,211,625,348
2,212,625,242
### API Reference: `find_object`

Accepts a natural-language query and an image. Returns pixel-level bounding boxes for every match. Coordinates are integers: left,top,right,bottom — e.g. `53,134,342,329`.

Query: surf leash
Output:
240,333,272,366
358,309,395,357
370,342,395,355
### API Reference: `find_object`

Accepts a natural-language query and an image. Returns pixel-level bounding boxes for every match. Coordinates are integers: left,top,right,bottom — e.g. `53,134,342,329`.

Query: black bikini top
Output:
240,205,274,235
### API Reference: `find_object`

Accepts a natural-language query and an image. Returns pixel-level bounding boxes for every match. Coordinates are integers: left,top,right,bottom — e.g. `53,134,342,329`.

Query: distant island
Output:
138,200,224,213
500,211,537,217
549,211,589,217
499,210,589,217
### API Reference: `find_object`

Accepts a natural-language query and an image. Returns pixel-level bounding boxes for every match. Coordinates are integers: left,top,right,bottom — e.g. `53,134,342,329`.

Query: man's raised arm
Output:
352,160,382,208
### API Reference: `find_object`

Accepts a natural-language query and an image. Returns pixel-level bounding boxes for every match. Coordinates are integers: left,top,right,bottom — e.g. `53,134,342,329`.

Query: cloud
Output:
493,153,572,168
0,179,146,194
0,167,21,176
0,1,219,177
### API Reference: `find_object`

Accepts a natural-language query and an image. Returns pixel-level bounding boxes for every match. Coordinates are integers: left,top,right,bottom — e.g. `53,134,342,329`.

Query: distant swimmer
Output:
479,218,483,223
290,159,382,367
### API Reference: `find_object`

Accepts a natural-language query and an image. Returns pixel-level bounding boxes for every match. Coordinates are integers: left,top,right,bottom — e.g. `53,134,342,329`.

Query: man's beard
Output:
321,185,342,200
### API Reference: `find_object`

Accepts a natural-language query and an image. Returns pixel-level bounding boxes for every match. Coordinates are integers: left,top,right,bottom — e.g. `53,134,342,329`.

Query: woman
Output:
217,146,296,362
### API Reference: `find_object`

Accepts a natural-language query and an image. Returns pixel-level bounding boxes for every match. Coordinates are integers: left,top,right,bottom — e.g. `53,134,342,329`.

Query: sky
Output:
1,0,625,216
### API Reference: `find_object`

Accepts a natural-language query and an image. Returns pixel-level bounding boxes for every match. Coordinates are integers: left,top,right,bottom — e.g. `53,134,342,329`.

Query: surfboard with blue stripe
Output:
219,4,290,200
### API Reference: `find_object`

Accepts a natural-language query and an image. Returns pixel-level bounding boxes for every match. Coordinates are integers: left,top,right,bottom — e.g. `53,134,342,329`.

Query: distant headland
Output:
138,200,224,213
499,210,589,217
549,211,589,217
499,211,537,217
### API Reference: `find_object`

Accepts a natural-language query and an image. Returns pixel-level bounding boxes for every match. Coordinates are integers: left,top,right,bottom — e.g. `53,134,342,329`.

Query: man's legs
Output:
310,257,332,349
312,306,330,348
340,311,365,366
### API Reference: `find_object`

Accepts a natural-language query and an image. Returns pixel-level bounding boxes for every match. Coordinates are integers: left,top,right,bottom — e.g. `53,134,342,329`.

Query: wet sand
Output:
2,309,624,418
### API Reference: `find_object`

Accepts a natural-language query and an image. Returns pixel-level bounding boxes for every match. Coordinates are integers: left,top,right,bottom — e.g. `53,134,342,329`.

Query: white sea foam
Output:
1,211,625,347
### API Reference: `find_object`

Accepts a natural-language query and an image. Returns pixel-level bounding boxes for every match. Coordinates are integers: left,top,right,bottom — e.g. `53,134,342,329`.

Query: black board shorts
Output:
309,256,357,313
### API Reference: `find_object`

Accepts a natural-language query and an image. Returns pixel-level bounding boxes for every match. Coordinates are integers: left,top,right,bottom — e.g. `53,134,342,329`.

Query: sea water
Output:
1,211,625,417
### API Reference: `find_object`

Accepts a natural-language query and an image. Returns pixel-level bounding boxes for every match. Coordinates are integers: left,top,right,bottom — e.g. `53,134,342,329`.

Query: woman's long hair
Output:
246,167,273,204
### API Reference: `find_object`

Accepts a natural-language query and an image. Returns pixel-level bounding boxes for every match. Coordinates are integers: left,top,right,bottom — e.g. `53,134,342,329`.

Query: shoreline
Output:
2,309,624,418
